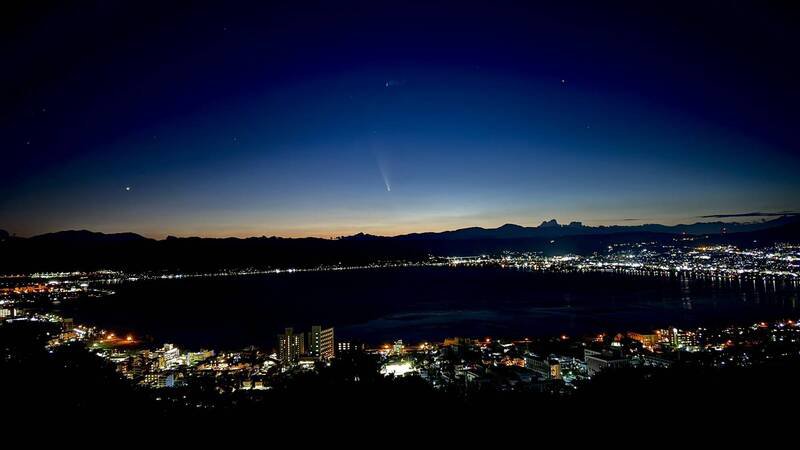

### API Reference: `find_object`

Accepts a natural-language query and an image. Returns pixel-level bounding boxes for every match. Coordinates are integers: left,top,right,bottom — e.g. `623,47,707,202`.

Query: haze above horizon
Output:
5,214,797,241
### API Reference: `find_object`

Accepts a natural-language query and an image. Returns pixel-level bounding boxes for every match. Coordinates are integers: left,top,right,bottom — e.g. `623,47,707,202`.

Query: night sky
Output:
2,1,799,238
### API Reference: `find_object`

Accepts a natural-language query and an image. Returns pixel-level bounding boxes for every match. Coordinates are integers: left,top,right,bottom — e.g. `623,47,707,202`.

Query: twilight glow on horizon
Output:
2,2,799,239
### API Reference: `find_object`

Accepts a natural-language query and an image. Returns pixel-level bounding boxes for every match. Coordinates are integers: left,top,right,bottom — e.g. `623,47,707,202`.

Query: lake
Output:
58,267,800,350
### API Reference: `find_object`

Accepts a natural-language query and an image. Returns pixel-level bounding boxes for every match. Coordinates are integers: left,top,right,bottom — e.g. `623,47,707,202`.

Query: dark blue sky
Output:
2,1,799,237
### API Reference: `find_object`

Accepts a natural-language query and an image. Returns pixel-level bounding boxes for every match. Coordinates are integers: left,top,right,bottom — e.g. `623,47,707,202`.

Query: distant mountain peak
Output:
539,219,560,228
339,232,383,241
31,230,149,243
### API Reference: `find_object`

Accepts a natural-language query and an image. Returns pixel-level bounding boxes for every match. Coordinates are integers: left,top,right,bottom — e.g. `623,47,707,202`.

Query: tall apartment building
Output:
278,328,305,365
308,325,334,360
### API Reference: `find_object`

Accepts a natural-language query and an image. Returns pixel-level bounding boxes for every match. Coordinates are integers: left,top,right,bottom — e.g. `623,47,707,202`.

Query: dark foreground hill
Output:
3,319,799,432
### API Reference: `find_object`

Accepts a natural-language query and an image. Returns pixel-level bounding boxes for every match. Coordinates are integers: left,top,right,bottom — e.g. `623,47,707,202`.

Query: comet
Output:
375,152,392,192
379,162,391,192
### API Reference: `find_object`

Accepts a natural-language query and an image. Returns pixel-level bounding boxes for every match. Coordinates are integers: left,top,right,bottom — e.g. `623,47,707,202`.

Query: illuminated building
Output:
657,328,700,351
524,353,562,380
298,356,317,369
628,332,659,349
307,325,335,360
584,348,631,376
0,307,16,321
443,337,473,346
185,350,215,366
278,327,304,365
392,340,404,355
336,340,365,354
143,372,177,388
157,343,181,369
